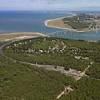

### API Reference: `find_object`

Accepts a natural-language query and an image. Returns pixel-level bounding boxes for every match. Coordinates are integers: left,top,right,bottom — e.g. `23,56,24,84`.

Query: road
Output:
0,41,14,55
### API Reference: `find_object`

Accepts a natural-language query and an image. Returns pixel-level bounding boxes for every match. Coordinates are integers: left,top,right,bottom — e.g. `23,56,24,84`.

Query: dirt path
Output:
56,86,73,100
7,59,89,81
56,63,93,99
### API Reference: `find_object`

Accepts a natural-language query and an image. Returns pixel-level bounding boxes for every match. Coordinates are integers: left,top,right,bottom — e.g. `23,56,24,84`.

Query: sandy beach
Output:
44,14,78,32
45,18,79,32
0,32,46,41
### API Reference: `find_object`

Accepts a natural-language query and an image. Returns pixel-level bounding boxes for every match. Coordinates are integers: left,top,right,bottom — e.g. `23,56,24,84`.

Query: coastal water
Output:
0,11,100,41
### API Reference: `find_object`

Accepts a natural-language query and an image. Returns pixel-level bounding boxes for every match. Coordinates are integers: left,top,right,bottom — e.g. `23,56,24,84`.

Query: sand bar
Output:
0,32,46,41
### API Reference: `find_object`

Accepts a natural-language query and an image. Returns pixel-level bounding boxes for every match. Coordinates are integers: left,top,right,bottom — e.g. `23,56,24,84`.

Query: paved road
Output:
0,41,14,55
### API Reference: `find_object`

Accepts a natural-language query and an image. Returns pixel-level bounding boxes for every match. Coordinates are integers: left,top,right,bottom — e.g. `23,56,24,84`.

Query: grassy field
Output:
1,37,100,100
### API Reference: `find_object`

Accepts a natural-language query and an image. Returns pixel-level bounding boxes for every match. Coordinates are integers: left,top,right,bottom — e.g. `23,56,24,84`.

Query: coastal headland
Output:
45,14,100,32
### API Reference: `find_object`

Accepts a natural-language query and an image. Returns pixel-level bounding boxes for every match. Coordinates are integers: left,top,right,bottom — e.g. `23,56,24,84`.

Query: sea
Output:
0,11,100,41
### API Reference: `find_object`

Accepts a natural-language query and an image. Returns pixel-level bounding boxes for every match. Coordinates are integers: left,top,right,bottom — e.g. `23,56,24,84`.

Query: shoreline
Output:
0,32,47,41
44,17,99,33
45,19,77,32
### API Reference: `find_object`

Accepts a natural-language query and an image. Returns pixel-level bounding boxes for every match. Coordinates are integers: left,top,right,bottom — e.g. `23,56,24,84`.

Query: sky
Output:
0,0,100,11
